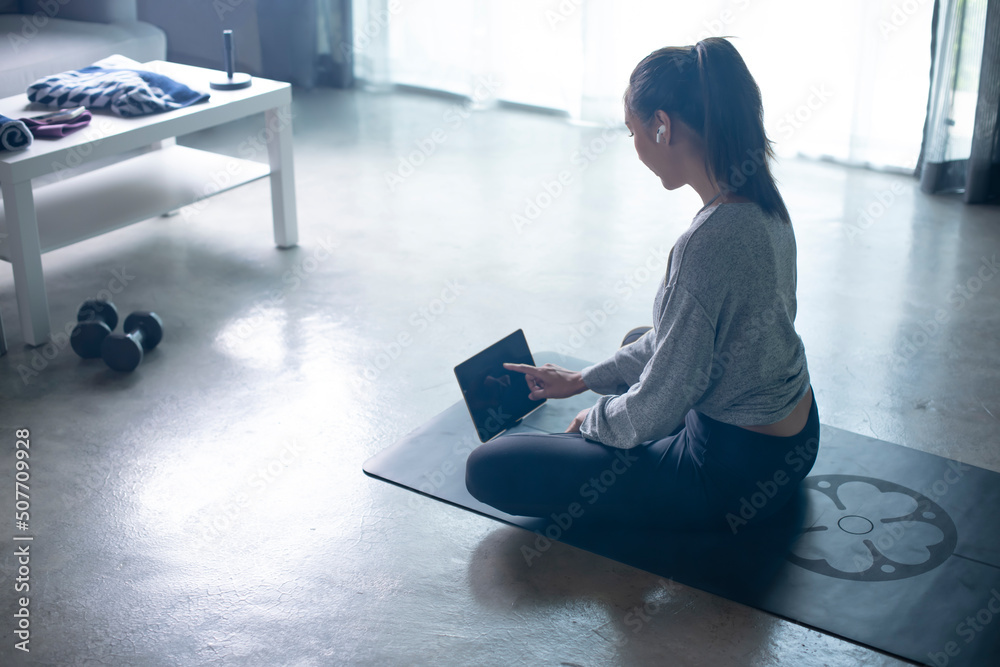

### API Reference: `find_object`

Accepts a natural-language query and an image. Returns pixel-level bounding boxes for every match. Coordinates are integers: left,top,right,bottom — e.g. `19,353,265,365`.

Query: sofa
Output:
0,0,166,99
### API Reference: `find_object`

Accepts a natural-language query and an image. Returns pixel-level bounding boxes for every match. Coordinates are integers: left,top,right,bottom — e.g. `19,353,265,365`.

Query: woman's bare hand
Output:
502,362,588,401
565,408,591,433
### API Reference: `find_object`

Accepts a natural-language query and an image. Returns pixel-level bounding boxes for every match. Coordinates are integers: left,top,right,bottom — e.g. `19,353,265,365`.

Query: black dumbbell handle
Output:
102,312,163,372
122,311,163,351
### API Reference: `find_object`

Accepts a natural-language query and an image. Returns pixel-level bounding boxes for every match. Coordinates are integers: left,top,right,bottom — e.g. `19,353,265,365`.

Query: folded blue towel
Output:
0,114,32,151
27,67,210,118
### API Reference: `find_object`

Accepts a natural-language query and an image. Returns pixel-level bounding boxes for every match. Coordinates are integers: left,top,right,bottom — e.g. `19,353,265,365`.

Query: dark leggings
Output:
465,329,820,531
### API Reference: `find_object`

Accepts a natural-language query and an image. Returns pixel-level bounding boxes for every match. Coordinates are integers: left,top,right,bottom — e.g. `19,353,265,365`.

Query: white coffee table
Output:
0,60,298,352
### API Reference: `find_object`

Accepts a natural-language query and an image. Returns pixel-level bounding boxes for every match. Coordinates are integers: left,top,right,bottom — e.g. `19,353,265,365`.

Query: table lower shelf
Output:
0,145,270,262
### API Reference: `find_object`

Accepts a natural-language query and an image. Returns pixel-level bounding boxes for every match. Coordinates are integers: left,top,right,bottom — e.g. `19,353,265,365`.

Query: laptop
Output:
454,329,547,442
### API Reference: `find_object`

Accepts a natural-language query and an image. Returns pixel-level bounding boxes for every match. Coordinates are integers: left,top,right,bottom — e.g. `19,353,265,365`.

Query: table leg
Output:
266,104,299,248
1,180,51,346
152,137,176,150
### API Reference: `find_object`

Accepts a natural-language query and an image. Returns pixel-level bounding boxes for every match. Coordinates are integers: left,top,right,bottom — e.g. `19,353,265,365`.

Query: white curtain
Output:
352,0,934,170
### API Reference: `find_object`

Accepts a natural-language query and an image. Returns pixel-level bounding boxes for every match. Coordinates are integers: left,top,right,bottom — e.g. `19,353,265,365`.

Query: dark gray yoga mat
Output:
364,353,1000,667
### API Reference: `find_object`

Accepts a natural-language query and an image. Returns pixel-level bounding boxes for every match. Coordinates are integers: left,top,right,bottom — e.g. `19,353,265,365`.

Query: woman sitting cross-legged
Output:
466,37,819,532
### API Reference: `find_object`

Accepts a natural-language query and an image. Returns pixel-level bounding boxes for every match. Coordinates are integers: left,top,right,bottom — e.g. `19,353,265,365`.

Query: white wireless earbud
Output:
656,125,666,143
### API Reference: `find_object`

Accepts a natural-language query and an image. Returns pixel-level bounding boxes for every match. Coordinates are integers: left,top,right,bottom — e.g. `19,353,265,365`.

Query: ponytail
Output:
625,37,791,224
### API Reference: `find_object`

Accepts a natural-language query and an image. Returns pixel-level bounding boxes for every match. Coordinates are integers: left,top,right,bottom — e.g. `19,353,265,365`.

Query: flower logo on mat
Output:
787,475,957,581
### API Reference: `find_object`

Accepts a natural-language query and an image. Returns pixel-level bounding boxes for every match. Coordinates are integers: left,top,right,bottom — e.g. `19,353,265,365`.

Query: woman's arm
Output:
579,328,657,395
580,286,715,449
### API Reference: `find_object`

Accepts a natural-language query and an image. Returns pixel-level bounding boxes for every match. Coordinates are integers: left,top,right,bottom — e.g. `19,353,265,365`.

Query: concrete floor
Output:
1,85,998,666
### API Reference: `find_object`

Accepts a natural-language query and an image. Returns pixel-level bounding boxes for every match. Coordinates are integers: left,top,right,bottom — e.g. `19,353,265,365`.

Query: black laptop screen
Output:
454,329,545,442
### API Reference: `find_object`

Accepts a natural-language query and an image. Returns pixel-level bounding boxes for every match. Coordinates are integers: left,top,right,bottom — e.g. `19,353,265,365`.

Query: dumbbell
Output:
101,311,163,372
70,300,119,359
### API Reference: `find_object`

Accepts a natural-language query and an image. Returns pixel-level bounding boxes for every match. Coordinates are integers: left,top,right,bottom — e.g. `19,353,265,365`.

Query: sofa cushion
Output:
18,0,138,24
0,16,166,99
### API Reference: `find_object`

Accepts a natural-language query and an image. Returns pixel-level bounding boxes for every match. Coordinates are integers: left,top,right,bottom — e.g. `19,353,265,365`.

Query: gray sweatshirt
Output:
579,202,811,449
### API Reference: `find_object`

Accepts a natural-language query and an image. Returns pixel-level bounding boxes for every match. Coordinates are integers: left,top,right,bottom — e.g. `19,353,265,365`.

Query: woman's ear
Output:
653,110,672,145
